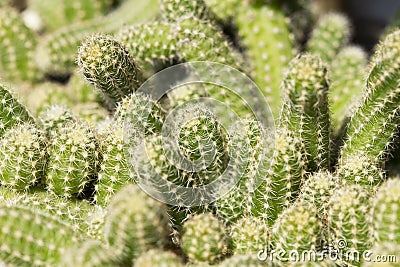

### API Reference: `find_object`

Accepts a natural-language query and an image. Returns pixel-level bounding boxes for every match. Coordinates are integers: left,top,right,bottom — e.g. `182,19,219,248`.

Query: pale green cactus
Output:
307,13,351,63
280,54,331,171
230,216,270,255
0,7,42,82
0,83,35,137
104,184,171,265
45,120,98,197
235,4,294,117
0,205,80,267
77,34,144,108
181,212,229,264
0,123,47,191
372,178,400,244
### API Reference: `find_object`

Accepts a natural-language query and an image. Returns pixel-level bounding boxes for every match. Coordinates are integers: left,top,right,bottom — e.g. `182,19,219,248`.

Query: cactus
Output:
0,83,35,137
104,184,170,265
77,34,144,108
28,0,114,32
327,185,373,266
252,127,306,226
339,29,400,166
362,242,400,267
181,212,229,264
0,123,47,191
329,46,368,133
219,254,270,267
95,119,135,207
117,17,245,78
372,178,400,244
35,0,160,76
230,216,270,255
61,240,118,267
299,171,338,217
271,201,324,256
280,54,331,171
45,120,98,197
160,0,211,22
39,105,77,135
306,13,350,63
0,205,80,267
133,249,184,267
235,4,294,117
336,154,385,189
0,7,42,82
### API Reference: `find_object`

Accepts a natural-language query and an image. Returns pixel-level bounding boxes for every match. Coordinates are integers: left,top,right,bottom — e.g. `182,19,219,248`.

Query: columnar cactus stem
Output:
306,13,351,63
95,119,135,207
0,205,80,267
160,0,210,22
327,185,373,266
0,123,47,191
235,4,294,117
339,29,400,164
45,120,98,197
230,216,270,255
0,7,42,82
104,184,170,265
280,54,331,171
329,46,368,133
372,178,400,244
39,105,76,135
271,201,324,256
77,34,144,108
181,212,229,264
252,127,306,226
0,83,35,137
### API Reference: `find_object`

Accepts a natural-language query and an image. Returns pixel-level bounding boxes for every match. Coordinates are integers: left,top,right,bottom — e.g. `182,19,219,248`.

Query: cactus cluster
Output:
0,0,400,266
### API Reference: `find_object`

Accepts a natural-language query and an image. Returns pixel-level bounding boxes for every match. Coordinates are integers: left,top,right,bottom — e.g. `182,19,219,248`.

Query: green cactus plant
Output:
280,54,331,171
0,7,42,83
95,118,135,207
235,4,294,117
45,120,98,197
61,240,118,267
0,83,35,137
0,123,47,191
0,205,80,267
104,184,171,265
327,185,373,266
77,34,144,108
339,29,400,165
372,178,400,244
181,212,229,264
306,13,351,63
230,216,270,255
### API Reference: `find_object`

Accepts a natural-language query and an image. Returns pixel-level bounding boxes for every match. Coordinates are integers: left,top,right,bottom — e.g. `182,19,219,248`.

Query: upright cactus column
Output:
0,83,35,137
372,178,400,244
0,205,80,267
339,29,400,166
77,34,144,108
0,7,42,82
46,120,98,197
181,212,229,264
235,4,294,117
307,13,351,63
0,123,47,191
104,184,171,265
327,185,373,266
280,54,331,171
